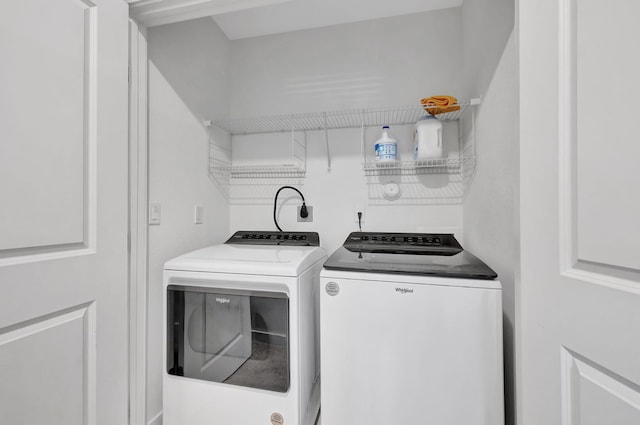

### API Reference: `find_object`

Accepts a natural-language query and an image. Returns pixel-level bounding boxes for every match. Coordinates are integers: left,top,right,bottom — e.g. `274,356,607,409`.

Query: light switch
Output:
194,205,204,224
149,203,161,225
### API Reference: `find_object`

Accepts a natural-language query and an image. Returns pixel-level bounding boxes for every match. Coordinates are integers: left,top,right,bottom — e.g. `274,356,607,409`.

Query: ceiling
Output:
212,0,464,40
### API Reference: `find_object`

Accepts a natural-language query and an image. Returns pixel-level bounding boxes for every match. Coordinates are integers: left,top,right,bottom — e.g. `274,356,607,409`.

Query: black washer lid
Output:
324,232,497,280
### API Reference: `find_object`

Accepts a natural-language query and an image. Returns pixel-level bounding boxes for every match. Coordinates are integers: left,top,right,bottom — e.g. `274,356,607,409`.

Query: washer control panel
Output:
342,232,462,255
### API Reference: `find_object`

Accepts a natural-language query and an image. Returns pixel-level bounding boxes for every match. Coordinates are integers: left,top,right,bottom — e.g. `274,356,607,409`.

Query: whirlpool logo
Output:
395,287,414,294
215,297,231,304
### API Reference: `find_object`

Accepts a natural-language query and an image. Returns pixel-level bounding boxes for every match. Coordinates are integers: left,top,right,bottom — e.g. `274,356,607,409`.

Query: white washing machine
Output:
163,231,326,425
320,232,504,425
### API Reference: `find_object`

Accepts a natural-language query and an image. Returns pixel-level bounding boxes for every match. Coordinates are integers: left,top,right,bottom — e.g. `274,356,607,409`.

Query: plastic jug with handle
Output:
413,116,443,160
375,126,398,162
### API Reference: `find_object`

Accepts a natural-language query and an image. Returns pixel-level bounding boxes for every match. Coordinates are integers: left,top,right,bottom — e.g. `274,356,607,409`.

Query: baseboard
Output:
147,411,162,425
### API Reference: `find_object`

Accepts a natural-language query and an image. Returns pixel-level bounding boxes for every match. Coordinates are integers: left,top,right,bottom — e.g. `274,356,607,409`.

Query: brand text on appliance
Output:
395,288,414,294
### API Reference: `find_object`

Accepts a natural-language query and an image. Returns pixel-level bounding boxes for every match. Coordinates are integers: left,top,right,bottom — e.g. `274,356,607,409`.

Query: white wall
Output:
227,8,466,254
463,29,518,425
146,17,231,424
229,8,463,117
460,1,516,423
461,0,515,99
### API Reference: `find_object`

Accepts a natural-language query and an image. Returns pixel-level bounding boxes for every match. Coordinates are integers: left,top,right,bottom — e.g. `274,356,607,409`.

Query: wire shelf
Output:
207,99,479,202
363,156,473,171
209,127,307,181
211,100,478,136
218,164,306,178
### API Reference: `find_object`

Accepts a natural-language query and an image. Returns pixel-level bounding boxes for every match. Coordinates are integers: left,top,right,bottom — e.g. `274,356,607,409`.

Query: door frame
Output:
128,18,149,425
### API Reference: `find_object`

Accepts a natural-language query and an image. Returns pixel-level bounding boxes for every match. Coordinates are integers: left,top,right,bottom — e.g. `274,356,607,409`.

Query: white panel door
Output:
0,0,129,424
519,0,640,424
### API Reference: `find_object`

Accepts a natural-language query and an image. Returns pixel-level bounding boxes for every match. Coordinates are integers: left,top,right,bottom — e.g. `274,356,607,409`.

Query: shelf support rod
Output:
290,122,295,162
469,97,480,160
360,110,365,168
471,106,477,158
324,113,331,172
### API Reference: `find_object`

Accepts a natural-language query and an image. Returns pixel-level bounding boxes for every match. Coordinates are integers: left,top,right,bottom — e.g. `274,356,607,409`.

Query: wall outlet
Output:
297,205,313,222
354,205,366,224
194,205,204,224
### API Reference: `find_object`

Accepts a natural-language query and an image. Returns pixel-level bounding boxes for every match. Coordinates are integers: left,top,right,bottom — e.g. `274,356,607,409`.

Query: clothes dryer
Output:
163,231,326,425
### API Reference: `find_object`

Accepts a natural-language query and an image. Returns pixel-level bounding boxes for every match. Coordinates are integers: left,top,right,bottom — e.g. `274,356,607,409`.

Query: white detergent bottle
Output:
375,126,398,162
413,116,443,160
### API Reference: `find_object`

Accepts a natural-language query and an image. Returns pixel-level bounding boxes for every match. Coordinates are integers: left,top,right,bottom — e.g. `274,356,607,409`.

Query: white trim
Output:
85,2,98,255
85,302,97,425
147,411,162,425
562,267,640,296
129,0,291,27
557,0,576,274
0,303,97,425
0,2,97,266
561,347,640,421
129,19,149,425
0,247,96,267
557,0,640,295
560,347,575,425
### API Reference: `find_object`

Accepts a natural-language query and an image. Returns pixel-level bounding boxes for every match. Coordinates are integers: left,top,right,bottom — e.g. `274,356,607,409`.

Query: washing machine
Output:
163,231,326,425
320,232,504,425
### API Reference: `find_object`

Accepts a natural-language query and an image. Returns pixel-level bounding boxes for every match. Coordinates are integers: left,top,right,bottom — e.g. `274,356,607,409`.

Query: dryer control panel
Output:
225,231,320,247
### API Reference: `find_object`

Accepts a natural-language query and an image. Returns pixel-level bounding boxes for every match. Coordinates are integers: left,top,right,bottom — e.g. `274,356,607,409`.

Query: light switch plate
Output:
194,205,204,224
149,203,161,225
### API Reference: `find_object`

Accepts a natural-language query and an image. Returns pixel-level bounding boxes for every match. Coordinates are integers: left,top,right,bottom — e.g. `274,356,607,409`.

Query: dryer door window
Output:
167,284,289,392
